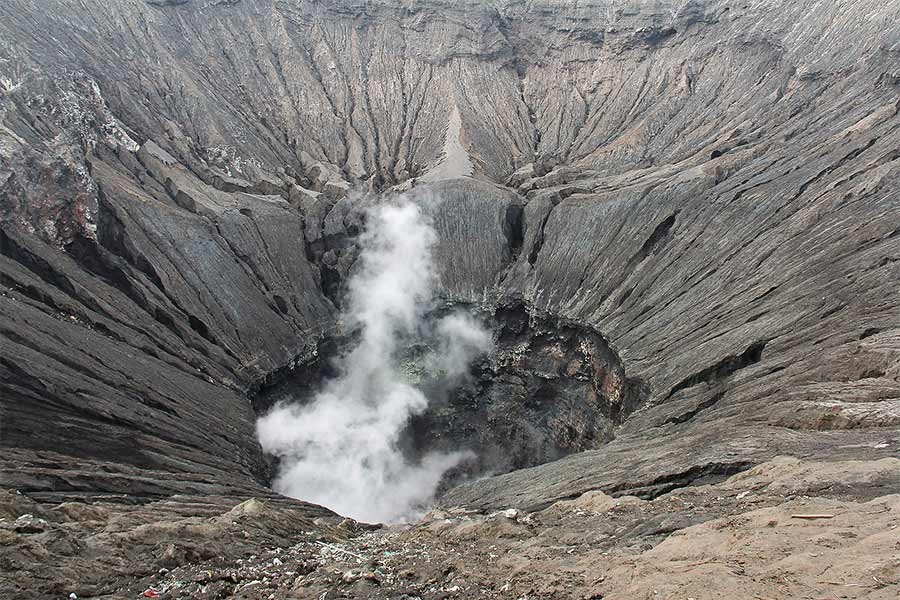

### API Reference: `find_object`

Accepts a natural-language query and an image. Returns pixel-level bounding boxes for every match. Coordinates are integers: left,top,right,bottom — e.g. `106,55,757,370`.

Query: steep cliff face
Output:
1,0,898,539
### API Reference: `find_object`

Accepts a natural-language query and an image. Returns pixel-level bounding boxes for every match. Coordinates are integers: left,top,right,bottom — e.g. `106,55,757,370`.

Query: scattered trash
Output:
316,540,365,560
192,571,212,583
341,568,383,585
361,571,382,584
501,509,520,520
142,589,160,598
736,491,751,500
790,514,835,520
68,594,77,600
13,514,47,533
235,580,261,592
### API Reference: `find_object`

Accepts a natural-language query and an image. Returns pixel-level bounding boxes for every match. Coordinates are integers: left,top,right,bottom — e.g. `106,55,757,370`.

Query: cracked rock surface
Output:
1,0,899,598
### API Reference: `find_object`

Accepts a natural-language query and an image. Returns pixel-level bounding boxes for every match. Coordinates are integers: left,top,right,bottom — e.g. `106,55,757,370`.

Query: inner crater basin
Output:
253,300,646,513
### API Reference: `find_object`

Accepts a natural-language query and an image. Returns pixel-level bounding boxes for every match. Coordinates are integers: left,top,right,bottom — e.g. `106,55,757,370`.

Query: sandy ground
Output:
6,455,895,599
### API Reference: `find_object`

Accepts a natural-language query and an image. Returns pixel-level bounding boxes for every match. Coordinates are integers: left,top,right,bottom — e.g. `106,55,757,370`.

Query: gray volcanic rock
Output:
1,82,336,500
423,178,525,303
0,489,348,598
0,0,898,573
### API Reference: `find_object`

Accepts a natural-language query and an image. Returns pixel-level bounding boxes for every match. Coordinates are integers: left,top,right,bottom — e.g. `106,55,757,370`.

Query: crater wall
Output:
1,0,898,509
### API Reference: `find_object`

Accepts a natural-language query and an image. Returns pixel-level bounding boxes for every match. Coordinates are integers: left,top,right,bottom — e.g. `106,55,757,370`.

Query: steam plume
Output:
257,197,490,523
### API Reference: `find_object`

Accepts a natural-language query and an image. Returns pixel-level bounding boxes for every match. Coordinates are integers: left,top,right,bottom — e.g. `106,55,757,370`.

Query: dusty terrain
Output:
3,457,899,599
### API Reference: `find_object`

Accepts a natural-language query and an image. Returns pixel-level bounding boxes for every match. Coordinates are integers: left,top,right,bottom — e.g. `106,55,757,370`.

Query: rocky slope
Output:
4,457,899,598
1,0,899,597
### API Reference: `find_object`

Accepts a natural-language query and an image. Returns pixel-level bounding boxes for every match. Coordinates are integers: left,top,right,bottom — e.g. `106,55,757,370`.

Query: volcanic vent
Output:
252,192,646,522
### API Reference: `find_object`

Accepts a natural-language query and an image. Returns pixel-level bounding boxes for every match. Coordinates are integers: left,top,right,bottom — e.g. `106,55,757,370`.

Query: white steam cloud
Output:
257,198,490,523
427,313,492,380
